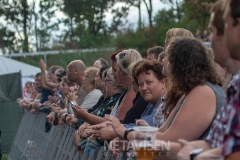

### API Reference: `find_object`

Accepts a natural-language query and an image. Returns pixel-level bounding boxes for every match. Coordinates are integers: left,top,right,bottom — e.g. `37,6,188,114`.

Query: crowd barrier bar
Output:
8,111,128,160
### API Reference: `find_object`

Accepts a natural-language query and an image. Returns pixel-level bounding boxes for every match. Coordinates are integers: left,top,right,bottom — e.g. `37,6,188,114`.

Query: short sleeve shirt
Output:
222,72,240,157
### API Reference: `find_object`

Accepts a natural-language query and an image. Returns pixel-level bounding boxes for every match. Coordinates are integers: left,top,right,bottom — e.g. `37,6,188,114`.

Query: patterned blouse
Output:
90,93,121,117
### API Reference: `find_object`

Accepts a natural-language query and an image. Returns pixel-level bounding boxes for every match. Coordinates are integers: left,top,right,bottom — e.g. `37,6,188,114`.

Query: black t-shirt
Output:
90,93,121,117
87,95,106,113
121,92,149,124
40,88,52,103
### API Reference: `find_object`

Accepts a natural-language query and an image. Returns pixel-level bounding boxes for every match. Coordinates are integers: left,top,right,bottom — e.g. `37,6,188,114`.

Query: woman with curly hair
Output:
108,38,225,149
158,37,225,141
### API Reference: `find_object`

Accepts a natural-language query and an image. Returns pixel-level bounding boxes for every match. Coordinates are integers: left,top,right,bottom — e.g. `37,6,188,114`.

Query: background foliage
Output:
0,0,215,67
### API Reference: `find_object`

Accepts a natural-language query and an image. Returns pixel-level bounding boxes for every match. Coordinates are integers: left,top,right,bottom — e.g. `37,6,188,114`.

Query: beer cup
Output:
131,126,158,160
196,154,224,160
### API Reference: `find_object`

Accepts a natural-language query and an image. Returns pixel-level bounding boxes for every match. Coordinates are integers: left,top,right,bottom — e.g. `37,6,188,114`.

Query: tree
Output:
183,0,214,31
36,0,59,51
153,8,181,46
142,0,153,29
0,0,58,53
122,0,142,29
0,0,30,52
0,26,17,54
161,0,183,23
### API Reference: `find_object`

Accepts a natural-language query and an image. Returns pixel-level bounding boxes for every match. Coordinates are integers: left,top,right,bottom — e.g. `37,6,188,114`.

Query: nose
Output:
141,83,147,91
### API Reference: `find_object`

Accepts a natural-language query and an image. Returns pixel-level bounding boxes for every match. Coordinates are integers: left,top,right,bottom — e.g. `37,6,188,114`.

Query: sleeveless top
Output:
167,82,226,140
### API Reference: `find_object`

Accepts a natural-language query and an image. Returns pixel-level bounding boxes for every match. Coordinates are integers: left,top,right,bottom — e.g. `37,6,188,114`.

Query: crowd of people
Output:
15,0,240,159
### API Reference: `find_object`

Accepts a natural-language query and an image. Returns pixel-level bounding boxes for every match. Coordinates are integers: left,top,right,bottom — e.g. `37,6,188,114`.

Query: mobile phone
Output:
67,101,76,114
70,101,76,107
57,92,65,104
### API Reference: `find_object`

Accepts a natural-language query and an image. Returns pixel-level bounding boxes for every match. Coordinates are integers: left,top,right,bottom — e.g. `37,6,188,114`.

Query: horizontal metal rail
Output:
8,111,125,160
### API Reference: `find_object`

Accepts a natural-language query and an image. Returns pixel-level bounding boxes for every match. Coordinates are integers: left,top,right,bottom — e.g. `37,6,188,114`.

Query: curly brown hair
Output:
165,37,223,118
134,60,166,85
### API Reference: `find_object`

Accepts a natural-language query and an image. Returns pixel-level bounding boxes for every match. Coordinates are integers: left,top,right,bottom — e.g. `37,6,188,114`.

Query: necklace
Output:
115,86,133,117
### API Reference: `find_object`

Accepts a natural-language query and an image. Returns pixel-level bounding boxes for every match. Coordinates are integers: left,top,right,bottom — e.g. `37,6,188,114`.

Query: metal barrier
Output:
8,111,126,160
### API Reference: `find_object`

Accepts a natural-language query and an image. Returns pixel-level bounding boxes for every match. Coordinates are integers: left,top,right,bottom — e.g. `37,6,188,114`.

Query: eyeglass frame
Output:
104,78,113,83
118,51,128,59
83,75,89,79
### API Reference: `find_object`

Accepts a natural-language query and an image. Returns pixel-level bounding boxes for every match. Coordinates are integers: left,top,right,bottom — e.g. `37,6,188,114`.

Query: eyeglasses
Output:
105,78,112,83
83,75,89,79
119,52,128,59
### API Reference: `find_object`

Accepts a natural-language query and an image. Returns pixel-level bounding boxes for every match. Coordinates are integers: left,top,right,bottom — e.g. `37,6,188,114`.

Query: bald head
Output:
69,60,86,71
67,60,86,85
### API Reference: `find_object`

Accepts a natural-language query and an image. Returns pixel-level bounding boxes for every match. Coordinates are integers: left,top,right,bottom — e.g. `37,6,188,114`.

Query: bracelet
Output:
124,129,134,141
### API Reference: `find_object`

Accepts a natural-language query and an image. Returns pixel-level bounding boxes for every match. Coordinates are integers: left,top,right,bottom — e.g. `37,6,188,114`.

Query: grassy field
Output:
2,153,8,160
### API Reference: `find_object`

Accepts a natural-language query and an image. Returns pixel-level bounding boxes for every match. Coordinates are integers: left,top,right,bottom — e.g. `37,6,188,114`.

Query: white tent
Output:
0,56,40,77
0,56,41,99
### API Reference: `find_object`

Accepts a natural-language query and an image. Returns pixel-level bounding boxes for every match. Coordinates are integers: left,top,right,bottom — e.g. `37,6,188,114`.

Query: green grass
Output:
2,153,8,160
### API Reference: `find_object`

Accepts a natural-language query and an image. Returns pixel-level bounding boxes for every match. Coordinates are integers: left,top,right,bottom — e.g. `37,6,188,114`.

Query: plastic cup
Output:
131,126,158,160
196,154,224,160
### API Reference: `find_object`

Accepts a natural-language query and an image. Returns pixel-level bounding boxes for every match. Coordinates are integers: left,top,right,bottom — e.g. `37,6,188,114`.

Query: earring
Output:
75,72,77,74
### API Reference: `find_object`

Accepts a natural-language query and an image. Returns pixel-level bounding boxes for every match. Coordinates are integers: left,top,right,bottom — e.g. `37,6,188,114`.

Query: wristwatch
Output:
124,128,134,141
190,148,203,160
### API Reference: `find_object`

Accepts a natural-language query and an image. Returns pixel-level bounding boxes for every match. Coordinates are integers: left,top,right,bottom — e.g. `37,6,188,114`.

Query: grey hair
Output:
116,49,142,77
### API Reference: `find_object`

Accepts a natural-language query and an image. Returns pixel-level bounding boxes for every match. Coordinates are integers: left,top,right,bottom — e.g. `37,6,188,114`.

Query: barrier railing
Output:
8,111,127,160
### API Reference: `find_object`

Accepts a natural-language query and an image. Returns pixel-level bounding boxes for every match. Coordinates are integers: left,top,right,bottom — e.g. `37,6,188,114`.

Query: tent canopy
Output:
0,56,40,77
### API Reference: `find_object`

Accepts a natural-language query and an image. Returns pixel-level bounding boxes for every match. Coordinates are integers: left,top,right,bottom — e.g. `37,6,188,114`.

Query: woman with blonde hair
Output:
80,67,102,110
165,28,194,47
113,49,144,121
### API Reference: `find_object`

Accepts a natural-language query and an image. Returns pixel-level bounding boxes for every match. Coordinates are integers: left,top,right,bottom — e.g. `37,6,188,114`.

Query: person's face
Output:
25,84,33,93
196,29,200,35
82,72,90,91
53,70,60,83
95,70,102,90
147,53,156,60
223,6,240,60
105,74,115,97
101,75,106,95
204,30,208,35
162,55,169,77
48,71,55,81
35,76,41,88
117,67,125,84
209,13,230,67
111,61,121,84
94,60,101,68
59,82,69,96
66,64,76,83
138,70,165,105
